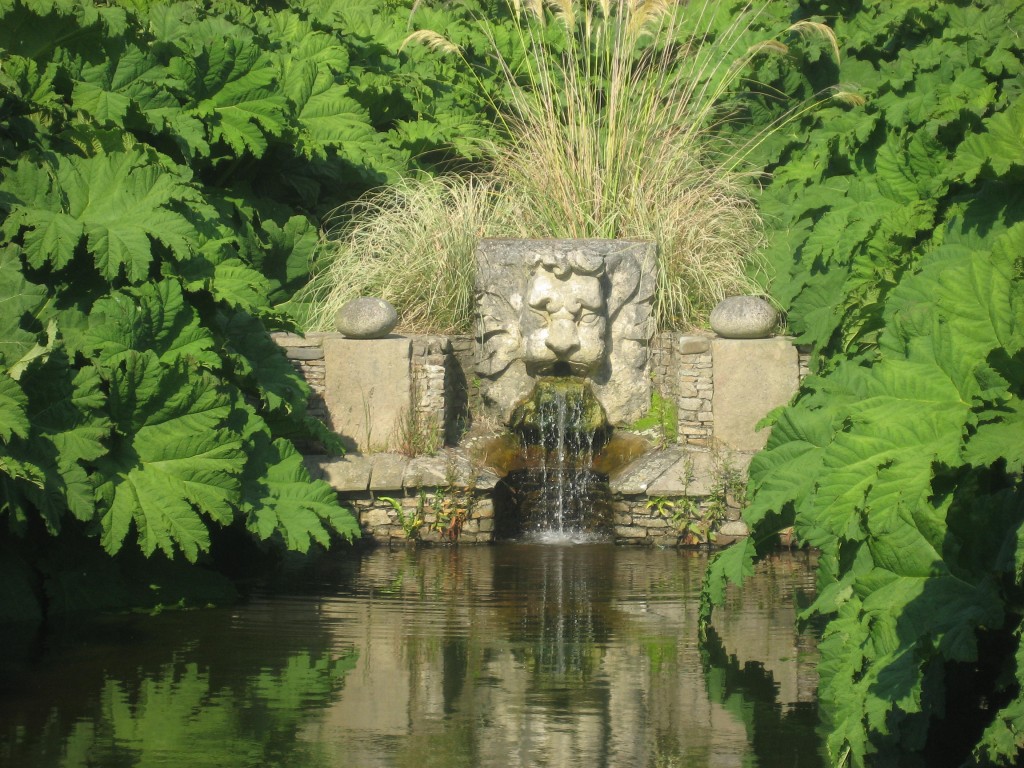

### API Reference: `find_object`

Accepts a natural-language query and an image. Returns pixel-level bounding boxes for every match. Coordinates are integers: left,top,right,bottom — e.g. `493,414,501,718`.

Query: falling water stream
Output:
496,378,613,541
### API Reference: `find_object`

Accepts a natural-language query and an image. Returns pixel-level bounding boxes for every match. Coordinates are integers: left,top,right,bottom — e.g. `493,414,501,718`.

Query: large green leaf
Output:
241,428,358,551
178,37,288,157
83,279,219,369
96,352,243,562
2,151,211,281
71,44,167,125
0,248,48,369
0,372,28,442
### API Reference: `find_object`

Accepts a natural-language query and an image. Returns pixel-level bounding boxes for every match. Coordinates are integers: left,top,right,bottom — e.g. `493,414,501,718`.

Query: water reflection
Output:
0,546,822,768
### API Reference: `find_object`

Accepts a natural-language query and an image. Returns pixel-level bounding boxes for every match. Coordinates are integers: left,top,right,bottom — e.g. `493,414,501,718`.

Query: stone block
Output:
614,525,647,539
403,455,448,487
321,456,373,492
363,507,394,528
712,338,799,451
677,382,698,398
369,453,409,490
718,520,750,537
285,346,325,360
676,334,712,354
609,446,683,495
271,332,319,348
323,337,412,453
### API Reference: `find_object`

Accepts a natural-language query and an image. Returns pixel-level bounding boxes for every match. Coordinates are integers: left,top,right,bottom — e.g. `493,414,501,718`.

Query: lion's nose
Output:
546,318,580,357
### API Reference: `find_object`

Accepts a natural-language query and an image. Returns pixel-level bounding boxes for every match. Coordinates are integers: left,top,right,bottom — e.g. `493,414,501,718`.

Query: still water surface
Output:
1,544,823,768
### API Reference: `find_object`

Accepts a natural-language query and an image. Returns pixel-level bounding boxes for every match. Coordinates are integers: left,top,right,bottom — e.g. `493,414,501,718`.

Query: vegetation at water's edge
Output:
0,0,495,619
3,1,1023,764
700,1,1024,766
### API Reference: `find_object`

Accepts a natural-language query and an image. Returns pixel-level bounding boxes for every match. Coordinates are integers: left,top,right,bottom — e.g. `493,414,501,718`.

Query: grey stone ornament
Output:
709,296,778,339
335,297,398,339
474,239,657,426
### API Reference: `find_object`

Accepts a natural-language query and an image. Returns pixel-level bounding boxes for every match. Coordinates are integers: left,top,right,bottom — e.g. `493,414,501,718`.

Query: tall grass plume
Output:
302,1,836,332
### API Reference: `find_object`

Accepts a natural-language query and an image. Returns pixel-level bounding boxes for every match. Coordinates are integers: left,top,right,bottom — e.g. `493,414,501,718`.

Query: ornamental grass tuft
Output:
301,0,836,333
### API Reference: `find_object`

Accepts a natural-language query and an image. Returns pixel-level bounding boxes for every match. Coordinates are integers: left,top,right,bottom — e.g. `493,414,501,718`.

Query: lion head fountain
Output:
474,239,657,428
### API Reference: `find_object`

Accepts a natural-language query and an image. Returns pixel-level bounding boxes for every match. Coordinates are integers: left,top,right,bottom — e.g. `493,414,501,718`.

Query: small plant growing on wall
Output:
427,457,481,542
380,496,424,541
706,453,748,522
396,403,443,458
630,388,679,448
648,451,750,547
647,455,708,546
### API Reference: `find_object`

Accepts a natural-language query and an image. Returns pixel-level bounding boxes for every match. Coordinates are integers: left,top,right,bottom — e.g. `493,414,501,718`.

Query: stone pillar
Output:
322,337,412,453
711,338,799,451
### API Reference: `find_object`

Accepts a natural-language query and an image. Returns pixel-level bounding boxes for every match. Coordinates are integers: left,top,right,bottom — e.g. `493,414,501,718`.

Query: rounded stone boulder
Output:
709,296,778,339
334,297,398,339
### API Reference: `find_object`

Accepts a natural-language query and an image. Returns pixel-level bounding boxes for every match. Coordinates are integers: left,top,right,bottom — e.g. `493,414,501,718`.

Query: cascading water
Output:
493,378,613,541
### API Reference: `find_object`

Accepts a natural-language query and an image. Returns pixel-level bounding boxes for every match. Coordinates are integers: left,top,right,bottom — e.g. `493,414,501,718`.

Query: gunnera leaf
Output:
95,351,243,562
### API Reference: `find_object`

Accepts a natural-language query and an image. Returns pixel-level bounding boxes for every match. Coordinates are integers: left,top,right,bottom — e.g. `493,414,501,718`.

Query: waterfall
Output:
496,379,612,541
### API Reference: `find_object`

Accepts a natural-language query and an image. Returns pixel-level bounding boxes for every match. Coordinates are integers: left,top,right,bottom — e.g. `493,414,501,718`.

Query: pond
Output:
0,544,824,768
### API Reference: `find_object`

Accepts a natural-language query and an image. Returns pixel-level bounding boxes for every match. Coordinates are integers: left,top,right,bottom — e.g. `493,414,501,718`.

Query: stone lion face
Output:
520,261,608,376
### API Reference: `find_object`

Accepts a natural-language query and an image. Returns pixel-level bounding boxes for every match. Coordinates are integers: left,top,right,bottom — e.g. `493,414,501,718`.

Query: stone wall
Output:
305,451,497,545
650,333,715,448
273,332,461,452
276,330,806,546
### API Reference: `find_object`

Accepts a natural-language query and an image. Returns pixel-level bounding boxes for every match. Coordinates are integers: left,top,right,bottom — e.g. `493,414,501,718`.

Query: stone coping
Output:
305,449,501,494
307,445,752,498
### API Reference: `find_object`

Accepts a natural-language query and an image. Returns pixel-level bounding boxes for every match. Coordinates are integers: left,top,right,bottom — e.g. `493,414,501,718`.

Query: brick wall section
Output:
610,495,746,547
271,331,329,421
410,335,449,450
675,336,714,449
448,335,476,440
797,345,813,382
649,334,675,401
649,332,713,448
650,332,715,449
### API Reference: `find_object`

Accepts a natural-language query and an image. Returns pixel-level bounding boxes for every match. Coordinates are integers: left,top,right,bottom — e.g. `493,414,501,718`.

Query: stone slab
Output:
270,332,316,348
609,446,684,495
646,450,716,497
403,455,449,488
676,334,712,354
285,346,325,360
323,337,412,453
320,456,373,492
712,338,799,451
645,449,754,497
401,451,499,490
369,453,410,491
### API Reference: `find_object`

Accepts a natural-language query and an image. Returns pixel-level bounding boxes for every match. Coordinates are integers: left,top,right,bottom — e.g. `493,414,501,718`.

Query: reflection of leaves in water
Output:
701,626,823,768
10,650,357,768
